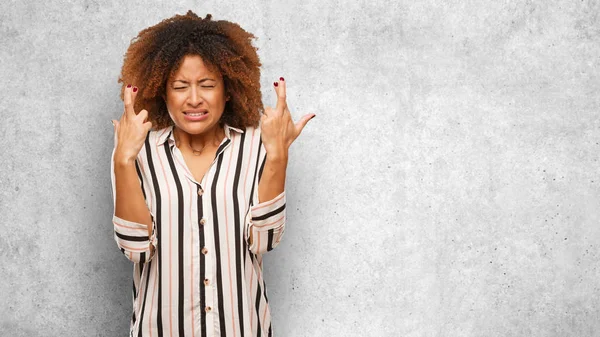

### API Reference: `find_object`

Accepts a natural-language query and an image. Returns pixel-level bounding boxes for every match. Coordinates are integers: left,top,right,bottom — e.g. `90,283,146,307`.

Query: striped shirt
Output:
110,124,286,337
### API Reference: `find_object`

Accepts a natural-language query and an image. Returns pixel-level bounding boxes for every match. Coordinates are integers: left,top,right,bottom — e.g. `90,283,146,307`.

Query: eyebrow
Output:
172,78,216,84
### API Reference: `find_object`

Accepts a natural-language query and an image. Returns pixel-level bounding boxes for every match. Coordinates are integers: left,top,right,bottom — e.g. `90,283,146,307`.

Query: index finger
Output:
274,77,287,111
123,85,135,117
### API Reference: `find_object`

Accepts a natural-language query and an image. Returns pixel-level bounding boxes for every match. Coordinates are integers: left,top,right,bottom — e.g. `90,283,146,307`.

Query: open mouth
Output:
184,111,207,116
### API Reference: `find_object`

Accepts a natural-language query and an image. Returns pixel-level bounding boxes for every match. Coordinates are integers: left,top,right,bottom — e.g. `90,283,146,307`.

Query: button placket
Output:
197,187,216,319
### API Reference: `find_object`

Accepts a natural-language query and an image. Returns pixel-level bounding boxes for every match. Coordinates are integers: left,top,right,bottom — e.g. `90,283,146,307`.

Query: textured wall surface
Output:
1,1,599,336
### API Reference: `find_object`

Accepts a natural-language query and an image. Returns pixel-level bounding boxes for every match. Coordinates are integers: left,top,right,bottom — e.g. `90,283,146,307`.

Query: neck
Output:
174,125,225,150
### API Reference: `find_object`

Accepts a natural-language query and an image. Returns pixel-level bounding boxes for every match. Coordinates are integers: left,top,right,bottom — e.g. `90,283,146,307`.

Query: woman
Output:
110,11,314,336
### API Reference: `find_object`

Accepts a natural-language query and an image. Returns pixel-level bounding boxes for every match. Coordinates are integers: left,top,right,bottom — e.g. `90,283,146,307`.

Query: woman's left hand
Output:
260,77,315,161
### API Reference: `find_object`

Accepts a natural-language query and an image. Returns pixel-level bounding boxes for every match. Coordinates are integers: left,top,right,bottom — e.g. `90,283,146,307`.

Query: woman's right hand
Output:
112,85,153,165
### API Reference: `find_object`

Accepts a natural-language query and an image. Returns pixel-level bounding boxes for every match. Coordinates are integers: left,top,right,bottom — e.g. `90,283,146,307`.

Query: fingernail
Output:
274,82,278,87
279,77,285,81
127,84,132,88
133,87,138,92
111,120,115,126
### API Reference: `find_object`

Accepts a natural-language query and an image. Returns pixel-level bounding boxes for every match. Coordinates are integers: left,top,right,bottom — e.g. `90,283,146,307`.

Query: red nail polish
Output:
280,77,285,81
127,84,132,88
274,82,278,87
133,87,138,92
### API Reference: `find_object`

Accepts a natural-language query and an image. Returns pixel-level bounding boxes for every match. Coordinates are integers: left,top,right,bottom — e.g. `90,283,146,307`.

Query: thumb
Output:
295,113,315,134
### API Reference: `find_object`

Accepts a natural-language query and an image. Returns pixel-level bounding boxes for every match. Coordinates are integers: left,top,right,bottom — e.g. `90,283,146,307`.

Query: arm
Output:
258,154,287,203
114,155,152,233
246,147,288,255
110,84,156,263
245,76,314,254
111,148,157,263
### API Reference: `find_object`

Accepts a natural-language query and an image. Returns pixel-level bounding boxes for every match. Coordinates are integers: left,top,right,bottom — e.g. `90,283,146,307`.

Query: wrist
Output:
265,153,288,165
113,150,137,167
264,146,288,163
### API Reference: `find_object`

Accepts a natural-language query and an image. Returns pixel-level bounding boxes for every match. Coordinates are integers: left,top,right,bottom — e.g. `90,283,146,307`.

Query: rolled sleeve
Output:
246,191,286,255
113,214,157,263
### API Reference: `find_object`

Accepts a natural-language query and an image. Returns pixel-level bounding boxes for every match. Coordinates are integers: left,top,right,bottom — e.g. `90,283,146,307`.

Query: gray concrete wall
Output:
1,1,599,336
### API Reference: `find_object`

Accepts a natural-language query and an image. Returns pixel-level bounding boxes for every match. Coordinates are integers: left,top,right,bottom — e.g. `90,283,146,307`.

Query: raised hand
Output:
260,77,315,161
112,85,153,165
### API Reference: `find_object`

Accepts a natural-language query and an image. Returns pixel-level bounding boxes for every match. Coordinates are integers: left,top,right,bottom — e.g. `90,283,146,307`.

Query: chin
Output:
176,120,219,135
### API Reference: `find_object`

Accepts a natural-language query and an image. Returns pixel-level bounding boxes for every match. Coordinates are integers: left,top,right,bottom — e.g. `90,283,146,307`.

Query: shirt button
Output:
201,247,208,255
205,306,212,313
200,218,206,226
204,278,210,286
197,188,204,196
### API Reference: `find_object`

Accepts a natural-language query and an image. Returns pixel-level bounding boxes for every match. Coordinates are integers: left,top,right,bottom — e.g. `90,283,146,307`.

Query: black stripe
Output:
198,186,207,337
142,134,163,337
115,231,149,242
135,160,146,201
258,152,266,184
243,232,247,265
266,229,274,252
163,141,186,337
140,252,146,264
254,281,262,337
261,278,272,334
215,138,231,159
211,150,228,336
261,279,271,333
242,131,254,265
247,138,263,258
232,131,246,337
252,204,286,221
248,138,262,210
132,280,137,300
131,261,137,328
263,279,269,303
136,260,153,336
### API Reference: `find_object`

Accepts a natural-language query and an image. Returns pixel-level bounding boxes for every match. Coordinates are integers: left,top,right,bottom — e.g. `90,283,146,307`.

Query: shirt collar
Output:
156,124,244,146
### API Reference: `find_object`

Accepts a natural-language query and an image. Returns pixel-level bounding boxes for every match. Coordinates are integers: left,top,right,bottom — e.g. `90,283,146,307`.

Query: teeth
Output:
187,112,206,116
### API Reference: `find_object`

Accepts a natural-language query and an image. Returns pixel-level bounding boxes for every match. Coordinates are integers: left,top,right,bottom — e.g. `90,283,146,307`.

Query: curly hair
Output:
118,10,263,130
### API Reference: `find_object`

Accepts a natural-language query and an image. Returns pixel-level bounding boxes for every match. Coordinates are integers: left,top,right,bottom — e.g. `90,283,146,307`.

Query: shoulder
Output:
229,125,265,159
229,124,261,143
135,126,172,162
150,126,173,143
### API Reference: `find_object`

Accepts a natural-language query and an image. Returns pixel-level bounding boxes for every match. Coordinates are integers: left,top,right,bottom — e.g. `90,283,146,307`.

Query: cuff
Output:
113,214,157,261
249,191,286,230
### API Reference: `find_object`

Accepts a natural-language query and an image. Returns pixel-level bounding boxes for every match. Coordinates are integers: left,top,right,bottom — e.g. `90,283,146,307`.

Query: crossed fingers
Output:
264,77,289,118
123,85,137,119
120,85,149,124
263,77,315,141
274,77,287,114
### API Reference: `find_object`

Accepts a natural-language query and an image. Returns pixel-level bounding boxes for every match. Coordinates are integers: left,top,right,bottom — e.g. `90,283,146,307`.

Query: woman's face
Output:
165,54,228,135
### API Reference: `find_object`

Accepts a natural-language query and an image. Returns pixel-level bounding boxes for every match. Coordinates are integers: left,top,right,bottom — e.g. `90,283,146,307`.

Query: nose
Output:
188,85,203,106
